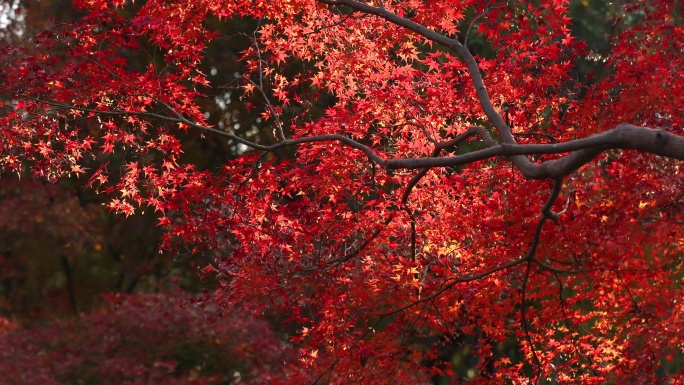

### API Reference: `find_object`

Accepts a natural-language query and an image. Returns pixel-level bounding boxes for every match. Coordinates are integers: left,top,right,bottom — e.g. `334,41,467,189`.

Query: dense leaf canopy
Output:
1,0,684,383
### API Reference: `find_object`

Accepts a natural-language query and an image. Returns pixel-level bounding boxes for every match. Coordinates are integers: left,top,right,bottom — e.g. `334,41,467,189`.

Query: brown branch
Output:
401,126,495,204
315,0,684,184
305,10,356,37
399,126,497,277
521,259,543,383
369,185,553,345
3,91,389,165
375,254,530,318
324,213,396,265
553,273,596,376
317,0,538,175
245,29,286,141
10,90,684,182
386,124,684,179
315,165,375,260
541,178,563,222
515,132,559,142
531,259,673,275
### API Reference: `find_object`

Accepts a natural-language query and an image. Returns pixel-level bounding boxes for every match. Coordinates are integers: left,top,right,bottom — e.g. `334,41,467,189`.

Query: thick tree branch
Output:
14,93,684,181
387,124,684,178
318,0,538,173
315,0,684,183
401,126,495,204
541,179,563,222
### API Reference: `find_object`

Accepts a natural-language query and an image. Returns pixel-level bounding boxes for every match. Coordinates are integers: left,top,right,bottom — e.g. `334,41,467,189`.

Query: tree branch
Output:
401,126,495,204
541,179,563,222
386,124,684,179
13,91,684,181
318,0,538,174
315,0,684,183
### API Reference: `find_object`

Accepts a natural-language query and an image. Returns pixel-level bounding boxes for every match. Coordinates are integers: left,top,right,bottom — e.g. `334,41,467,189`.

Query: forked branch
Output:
13,92,684,181
315,0,684,180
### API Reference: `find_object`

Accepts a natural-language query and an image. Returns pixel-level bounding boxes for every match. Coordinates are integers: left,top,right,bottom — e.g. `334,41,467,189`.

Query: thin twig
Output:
248,27,286,141
521,259,543,383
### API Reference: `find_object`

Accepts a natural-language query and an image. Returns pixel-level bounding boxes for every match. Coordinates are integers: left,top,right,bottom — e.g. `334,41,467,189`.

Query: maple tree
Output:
1,0,684,383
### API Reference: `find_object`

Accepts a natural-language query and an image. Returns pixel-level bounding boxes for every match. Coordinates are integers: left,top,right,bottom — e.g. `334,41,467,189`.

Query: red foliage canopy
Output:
1,0,684,383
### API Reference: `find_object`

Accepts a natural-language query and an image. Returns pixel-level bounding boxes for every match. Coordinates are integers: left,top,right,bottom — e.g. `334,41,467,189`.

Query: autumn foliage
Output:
1,0,684,383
